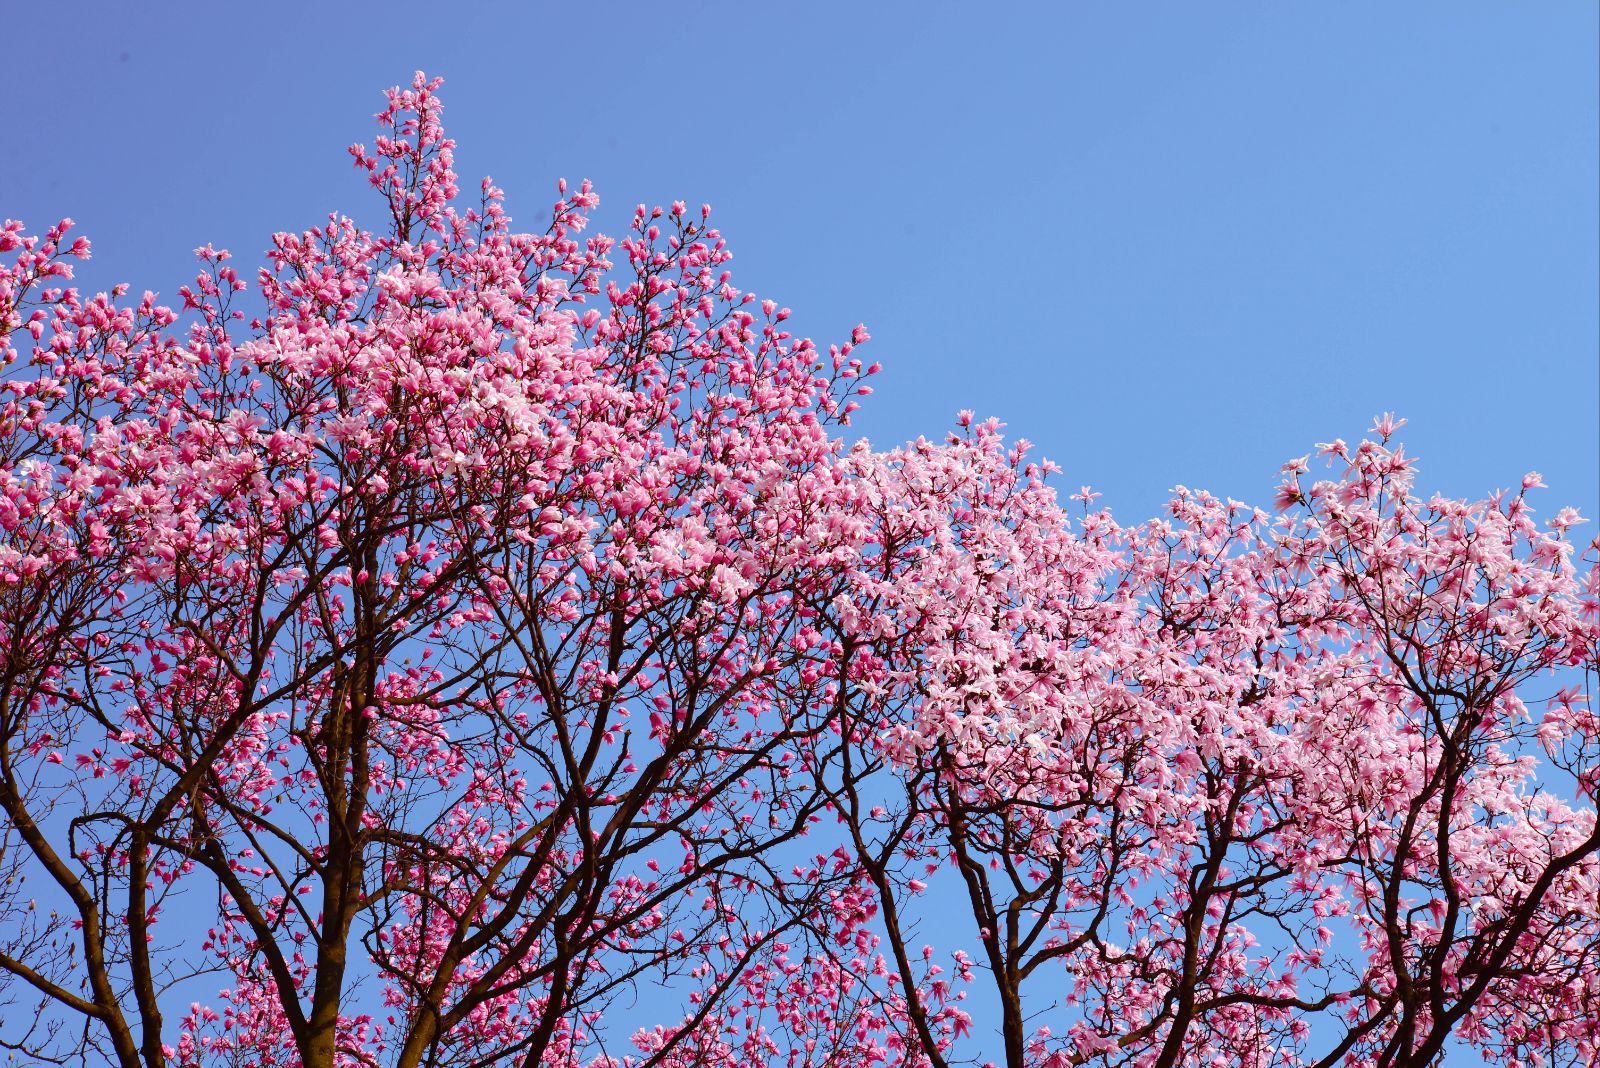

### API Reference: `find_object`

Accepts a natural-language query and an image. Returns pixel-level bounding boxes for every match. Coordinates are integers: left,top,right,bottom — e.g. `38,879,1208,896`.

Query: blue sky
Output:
5,3,1595,525
4,4,1597,1063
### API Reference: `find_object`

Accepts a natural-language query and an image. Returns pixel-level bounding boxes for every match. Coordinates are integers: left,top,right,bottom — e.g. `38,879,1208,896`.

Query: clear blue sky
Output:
4,3,1595,524
3,5,1596,1062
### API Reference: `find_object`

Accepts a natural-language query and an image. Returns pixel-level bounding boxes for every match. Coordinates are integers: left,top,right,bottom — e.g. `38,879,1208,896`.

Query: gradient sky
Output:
3,5,1597,1060
5,3,1596,525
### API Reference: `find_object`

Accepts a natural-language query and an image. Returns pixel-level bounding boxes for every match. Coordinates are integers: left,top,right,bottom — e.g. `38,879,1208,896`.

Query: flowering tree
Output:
1,74,1596,1068
843,417,1600,1068
0,75,950,1068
